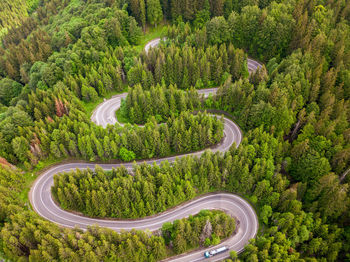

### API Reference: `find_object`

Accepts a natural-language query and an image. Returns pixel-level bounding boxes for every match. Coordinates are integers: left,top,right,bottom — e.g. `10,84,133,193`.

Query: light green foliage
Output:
204,238,211,247
12,137,29,163
0,80,223,164
0,0,349,261
119,147,136,161
228,3,295,60
26,0,40,13
124,84,201,124
194,9,211,28
230,250,238,260
206,16,229,44
138,42,248,87
0,167,25,223
162,210,235,253
260,205,272,225
81,85,99,102
0,0,27,37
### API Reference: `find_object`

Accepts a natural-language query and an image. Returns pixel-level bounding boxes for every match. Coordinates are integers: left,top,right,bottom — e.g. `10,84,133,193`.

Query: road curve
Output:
247,58,263,73
91,88,217,128
144,37,166,53
91,92,127,127
30,38,260,262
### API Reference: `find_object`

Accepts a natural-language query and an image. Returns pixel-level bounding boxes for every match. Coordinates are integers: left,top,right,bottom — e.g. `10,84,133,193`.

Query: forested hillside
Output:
0,0,27,37
0,0,41,39
120,84,202,124
0,0,350,261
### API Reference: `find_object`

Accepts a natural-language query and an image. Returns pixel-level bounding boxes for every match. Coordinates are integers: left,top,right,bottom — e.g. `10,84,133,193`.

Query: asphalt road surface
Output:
144,37,166,53
91,88,217,128
247,58,263,73
30,38,261,262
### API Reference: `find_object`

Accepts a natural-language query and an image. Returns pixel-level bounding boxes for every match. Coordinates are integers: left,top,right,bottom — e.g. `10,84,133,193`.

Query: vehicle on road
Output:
204,246,228,258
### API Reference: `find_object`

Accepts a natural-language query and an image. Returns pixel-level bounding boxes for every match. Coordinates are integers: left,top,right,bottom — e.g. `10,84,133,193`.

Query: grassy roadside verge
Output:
115,107,130,124
134,23,168,53
20,27,167,206
19,157,66,205
82,88,128,117
81,25,167,118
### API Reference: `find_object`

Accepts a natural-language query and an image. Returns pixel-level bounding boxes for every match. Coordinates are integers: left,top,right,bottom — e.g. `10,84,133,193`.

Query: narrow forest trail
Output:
30,38,262,262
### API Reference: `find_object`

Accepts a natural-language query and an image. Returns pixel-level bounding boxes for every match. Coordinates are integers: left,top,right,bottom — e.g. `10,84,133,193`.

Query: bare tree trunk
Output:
340,167,350,183
289,119,301,142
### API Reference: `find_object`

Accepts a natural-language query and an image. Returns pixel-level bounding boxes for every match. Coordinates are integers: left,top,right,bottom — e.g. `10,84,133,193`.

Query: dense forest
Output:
0,0,51,39
0,164,234,261
120,84,202,124
0,83,223,163
0,0,350,261
0,1,27,35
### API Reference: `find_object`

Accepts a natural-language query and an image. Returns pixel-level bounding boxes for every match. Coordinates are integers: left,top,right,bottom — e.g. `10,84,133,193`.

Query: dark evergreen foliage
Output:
0,0,350,260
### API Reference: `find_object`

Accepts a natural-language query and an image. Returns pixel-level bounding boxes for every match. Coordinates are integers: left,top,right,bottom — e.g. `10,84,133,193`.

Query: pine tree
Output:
68,140,78,156
49,141,61,158
173,227,187,253
147,0,163,27
130,0,141,23
140,0,146,31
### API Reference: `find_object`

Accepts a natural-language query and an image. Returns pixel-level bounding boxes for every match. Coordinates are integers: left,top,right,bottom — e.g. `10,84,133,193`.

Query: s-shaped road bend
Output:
30,39,259,262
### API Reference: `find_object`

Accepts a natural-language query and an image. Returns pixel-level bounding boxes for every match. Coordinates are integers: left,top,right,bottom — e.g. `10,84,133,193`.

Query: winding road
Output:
30,39,260,262
247,58,262,73
91,88,218,128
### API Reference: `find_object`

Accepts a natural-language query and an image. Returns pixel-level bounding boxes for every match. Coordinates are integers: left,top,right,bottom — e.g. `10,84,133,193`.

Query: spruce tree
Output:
147,0,163,27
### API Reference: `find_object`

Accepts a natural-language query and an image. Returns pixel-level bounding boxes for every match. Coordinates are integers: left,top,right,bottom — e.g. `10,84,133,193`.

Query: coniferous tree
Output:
147,0,163,26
